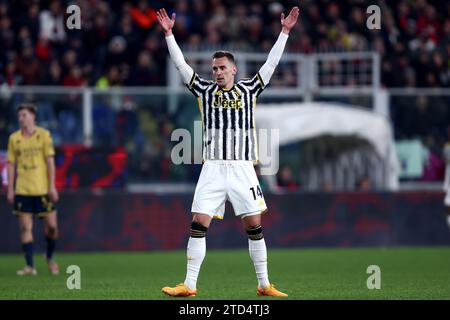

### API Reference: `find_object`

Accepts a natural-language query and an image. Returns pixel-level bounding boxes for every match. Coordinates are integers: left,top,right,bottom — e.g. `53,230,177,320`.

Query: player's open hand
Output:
281,6,300,34
48,187,59,203
156,8,176,36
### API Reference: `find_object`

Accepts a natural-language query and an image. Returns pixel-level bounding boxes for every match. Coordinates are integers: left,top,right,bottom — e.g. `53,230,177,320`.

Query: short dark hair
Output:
212,51,235,64
16,103,37,115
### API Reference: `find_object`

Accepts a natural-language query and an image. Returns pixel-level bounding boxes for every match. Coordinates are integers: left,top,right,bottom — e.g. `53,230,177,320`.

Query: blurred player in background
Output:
157,6,299,297
443,127,450,229
7,103,60,276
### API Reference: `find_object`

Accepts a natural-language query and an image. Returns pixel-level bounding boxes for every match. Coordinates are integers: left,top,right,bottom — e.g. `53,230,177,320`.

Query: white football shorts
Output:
191,160,268,219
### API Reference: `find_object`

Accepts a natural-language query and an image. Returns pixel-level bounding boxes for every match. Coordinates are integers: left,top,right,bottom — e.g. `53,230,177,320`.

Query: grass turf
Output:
0,247,449,299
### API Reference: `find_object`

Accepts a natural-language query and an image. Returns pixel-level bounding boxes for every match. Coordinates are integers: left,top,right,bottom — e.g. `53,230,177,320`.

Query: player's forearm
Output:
7,163,15,193
46,157,56,190
259,32,289,85
165,35,194,84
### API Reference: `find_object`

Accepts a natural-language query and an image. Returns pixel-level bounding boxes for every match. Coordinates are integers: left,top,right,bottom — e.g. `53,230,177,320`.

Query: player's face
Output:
212,57,237,89
18,110,36,129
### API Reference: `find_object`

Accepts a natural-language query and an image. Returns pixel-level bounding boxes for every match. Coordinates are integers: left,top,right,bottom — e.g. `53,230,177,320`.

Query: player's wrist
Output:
281,26,290,35
164,29,173,37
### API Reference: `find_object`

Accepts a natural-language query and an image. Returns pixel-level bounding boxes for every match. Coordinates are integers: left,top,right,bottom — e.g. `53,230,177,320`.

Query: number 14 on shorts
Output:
249,185,263,200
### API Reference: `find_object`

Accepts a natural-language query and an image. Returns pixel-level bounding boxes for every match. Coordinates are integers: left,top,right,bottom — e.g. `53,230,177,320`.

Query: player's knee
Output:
190,221,208,238
20,227,33,243
246,224,263,240
46,226,58,239
20,224,32,235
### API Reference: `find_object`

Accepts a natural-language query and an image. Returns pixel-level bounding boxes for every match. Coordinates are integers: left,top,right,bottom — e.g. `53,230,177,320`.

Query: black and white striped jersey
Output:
186,72,266,161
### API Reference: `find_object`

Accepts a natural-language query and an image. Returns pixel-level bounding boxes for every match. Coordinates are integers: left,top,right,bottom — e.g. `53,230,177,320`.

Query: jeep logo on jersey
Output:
212,96,243,109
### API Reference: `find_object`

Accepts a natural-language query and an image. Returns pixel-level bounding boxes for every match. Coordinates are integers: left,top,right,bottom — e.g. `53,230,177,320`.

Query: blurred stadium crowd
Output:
1,0,450,87
0,0,450,188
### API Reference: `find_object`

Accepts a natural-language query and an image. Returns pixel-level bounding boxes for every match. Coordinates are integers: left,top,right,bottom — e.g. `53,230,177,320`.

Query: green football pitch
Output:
0,247,449,300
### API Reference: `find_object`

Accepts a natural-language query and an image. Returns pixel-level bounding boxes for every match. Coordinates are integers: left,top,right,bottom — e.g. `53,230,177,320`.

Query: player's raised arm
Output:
258,6,300,86
157,8,194,85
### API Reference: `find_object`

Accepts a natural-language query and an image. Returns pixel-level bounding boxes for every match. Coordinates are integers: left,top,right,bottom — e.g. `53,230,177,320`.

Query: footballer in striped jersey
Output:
157,6,299,297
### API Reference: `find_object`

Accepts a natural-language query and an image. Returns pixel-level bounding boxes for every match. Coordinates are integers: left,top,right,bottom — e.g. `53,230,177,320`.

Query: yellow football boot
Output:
162,283,197,297
257,284,288,297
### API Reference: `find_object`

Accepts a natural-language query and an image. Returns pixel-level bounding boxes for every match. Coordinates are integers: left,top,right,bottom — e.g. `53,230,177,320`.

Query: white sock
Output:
249,238,270,288
184,237,206,290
